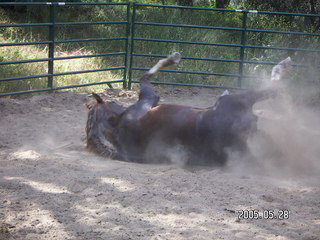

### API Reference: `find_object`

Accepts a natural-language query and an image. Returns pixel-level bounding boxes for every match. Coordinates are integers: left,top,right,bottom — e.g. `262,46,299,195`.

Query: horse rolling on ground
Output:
86,53,292,166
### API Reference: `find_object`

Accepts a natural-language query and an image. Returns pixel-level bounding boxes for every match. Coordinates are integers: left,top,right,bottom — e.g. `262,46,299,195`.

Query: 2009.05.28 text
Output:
237,209,290,220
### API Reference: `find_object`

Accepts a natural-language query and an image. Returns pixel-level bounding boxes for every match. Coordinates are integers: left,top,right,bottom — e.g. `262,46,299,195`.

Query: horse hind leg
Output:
139,52,181,107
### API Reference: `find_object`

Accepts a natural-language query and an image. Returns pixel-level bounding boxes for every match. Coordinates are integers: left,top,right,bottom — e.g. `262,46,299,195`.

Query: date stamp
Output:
237,209,289,220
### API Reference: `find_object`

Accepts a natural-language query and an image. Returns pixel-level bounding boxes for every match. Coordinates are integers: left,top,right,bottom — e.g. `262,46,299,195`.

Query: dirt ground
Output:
0,87,319,240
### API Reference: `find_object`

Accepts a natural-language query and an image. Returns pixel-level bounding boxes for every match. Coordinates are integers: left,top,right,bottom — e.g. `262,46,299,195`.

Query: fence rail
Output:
1,2,320,97
0,2,130,96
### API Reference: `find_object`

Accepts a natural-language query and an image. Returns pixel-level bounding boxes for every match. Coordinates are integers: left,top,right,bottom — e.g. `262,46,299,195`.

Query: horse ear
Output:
92,92,104,104
86,93,104,109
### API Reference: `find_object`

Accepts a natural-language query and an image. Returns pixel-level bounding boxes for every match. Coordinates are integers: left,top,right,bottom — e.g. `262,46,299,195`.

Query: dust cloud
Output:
155,75,320,179
227,78,320,178
218,56,320,178
144,139,189,166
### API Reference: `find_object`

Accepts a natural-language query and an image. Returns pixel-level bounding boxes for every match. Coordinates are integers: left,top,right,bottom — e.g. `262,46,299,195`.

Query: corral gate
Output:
1,2,320,97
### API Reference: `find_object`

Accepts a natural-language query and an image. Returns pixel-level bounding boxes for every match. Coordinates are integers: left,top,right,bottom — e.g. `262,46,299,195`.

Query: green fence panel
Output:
1,2,320,96
128,3,320,89
0,2,130,96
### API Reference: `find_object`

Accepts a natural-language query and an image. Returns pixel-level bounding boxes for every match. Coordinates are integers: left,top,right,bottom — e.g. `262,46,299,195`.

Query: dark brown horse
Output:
86,53,292,165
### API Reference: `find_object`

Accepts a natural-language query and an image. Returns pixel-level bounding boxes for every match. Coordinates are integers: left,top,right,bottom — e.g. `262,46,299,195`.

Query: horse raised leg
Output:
115,52,182,161
131,52,182,120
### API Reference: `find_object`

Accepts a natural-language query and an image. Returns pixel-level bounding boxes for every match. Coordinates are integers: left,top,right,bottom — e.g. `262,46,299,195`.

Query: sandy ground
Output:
0,87,320,240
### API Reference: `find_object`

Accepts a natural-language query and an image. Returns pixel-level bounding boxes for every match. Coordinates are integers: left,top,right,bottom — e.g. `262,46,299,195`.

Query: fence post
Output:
238,11,247,88
127,2,136,90
123,2,131,89
47,3,56,89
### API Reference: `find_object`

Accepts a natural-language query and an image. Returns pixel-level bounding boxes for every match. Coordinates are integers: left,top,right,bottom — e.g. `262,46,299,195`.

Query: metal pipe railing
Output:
0,2,129,96
127,2,320,89
1,2,320,96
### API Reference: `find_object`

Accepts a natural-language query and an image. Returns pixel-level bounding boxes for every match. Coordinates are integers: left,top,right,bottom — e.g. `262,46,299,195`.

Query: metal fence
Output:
1,2,320,97
128,3,320,90
0,2,130,96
